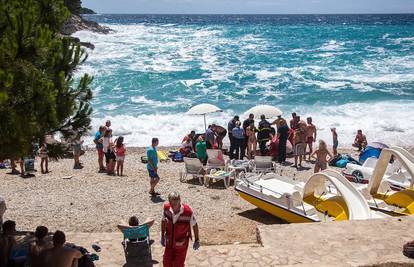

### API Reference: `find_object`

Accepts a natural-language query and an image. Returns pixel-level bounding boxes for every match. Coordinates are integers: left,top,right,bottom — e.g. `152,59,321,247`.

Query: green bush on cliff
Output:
0,0,93,159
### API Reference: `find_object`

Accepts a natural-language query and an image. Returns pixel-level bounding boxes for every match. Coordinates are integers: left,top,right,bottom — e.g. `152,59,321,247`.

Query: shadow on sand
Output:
238,208,286,225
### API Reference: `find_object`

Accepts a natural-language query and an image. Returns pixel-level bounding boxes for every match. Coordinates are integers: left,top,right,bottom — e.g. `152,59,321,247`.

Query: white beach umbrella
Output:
186,103,222,130
244,105,283,119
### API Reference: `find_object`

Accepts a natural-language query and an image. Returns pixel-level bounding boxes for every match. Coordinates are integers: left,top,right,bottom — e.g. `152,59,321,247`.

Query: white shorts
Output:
116,156,125,162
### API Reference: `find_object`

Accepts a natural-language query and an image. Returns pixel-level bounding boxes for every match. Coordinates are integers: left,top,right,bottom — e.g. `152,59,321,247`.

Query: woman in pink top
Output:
115,136,126,176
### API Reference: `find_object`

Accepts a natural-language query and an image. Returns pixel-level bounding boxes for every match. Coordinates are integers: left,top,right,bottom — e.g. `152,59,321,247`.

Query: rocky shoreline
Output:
61,14,112,49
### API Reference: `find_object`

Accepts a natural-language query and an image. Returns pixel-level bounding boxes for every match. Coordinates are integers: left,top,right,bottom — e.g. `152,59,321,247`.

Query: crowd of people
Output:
93,120,127,176
177,112,369,173
0,220,94,267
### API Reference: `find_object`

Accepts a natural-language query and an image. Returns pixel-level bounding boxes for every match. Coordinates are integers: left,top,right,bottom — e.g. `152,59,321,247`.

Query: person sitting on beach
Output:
195,135,207,165
311,140,333,173
0,220,16,267
245,122,257,159
43,230,82,267
180,134,193,157
306,117,317,161
29,226,53,267
94,126,106,172
147,138,160,196
103,129,116,175
213,125,227,149
331,128,338,156
352,130,367,151
115,136,126,176
117,216,155,235
38,143,49,174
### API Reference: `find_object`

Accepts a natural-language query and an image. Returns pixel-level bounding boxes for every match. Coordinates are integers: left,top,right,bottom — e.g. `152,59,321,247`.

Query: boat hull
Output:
237,190,317,223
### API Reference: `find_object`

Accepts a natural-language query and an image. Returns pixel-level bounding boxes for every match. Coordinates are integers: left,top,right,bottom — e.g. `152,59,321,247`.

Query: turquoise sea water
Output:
73,14,414,147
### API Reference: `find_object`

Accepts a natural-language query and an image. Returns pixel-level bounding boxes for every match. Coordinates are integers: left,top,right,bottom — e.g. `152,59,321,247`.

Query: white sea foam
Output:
83,101,414,148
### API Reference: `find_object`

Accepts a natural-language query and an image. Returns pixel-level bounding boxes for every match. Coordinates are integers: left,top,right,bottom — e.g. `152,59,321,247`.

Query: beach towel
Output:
157,150,170,162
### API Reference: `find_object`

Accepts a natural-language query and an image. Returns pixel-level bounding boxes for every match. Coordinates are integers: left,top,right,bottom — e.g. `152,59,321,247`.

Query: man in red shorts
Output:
161,192,200,267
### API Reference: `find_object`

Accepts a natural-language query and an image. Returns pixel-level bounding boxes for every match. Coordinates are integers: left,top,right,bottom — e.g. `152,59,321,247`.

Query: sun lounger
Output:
122,224,152,264
206,149,226,171
250,156,276,173
180,157,205,185
205,169,233,188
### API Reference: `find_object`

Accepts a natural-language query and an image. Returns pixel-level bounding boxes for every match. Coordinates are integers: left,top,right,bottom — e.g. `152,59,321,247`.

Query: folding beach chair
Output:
251,156,276,174
206,149,226,171
180,157,205,185
122,225,152,264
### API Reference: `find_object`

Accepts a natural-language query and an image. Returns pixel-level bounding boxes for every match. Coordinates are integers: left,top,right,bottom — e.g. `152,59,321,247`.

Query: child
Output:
331,128,338,156
115,136,126,176
246,123,257,159
72,137,84,169
38,143,49,174
311,140,333,173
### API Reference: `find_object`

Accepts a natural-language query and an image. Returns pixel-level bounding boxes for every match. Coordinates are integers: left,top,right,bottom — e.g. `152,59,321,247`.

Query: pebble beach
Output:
0,147,354,245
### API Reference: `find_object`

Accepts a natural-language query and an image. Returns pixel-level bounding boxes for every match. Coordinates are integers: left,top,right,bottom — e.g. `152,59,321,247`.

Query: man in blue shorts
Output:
147,138,160,196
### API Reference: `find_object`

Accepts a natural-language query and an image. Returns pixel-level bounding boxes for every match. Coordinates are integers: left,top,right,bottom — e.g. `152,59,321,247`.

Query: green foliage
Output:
0,0,93,159
64,0,82,15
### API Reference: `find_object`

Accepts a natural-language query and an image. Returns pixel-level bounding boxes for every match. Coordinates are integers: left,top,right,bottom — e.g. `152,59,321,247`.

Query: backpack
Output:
335,159,348,168
172,152,184,162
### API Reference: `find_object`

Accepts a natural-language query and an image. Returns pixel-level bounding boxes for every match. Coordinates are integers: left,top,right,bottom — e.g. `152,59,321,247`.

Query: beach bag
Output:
335,159,348,168
329,154,342,166
172,152,184,162
141,156,148,164
24,158,35,172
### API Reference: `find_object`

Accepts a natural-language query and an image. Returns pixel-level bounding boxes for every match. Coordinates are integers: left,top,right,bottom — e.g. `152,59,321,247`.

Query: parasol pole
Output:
204,114,207,131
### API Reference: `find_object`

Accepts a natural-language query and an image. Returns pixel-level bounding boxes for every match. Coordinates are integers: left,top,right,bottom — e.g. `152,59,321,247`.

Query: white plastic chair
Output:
206,149,226,171
251,156,276,173
180,158,205,185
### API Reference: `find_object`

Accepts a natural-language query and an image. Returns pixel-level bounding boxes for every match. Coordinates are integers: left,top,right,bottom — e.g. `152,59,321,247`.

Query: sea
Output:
72,14,414,147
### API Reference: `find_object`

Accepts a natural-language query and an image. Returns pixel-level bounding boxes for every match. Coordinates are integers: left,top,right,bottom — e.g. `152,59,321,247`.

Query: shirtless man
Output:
289,112,298,130
0,220,16,267
43,231,82,267
306,117,317,160
352,130,367,151
30,226,53,267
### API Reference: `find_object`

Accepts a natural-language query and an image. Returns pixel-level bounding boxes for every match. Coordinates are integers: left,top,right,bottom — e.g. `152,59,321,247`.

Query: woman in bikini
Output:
310,140,333,173
246,122,257,159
